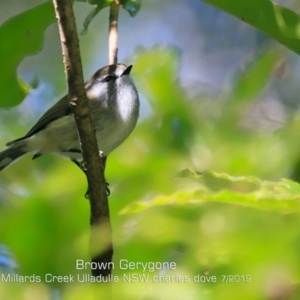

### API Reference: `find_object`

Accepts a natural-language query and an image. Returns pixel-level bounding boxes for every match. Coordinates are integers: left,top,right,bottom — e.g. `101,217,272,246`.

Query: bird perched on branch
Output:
0,64,139,172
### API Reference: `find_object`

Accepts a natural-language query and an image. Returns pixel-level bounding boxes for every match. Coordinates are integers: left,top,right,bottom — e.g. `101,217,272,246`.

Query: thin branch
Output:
52,0,112,279
108,0,120,64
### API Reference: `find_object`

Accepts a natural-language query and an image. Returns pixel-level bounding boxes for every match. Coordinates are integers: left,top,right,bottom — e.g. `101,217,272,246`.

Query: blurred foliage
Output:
230,50,280,107
1,1,300,300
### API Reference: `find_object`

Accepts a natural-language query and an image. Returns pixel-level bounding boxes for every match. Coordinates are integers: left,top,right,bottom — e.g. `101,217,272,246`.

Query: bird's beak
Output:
121,65,133,76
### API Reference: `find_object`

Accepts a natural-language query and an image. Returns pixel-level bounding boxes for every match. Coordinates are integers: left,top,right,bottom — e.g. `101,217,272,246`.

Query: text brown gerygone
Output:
0,64,140,171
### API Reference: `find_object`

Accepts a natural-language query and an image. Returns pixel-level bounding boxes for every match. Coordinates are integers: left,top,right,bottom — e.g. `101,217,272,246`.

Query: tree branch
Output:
52,0,112,279
108,1,120,64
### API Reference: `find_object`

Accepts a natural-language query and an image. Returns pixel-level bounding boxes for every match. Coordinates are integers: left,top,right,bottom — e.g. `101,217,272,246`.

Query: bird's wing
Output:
6,94,71,146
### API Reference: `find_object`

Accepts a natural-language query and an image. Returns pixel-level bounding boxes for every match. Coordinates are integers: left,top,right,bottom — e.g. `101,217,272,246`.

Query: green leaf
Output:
231,50,280,104
120,0,141,17
81,0,140,33
81,0,113,34
203,0,300,55
0,2,55,107
122,170,300,214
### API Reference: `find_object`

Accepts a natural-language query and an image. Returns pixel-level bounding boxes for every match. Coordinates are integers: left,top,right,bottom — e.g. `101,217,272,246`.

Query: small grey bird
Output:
0,64,139,171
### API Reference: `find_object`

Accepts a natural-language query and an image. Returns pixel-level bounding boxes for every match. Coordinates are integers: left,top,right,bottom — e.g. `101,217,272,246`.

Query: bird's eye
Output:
102,75,114,83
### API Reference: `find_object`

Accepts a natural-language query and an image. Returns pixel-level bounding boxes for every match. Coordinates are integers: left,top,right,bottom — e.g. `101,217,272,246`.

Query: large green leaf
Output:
0,1,55,107
203,0,300,55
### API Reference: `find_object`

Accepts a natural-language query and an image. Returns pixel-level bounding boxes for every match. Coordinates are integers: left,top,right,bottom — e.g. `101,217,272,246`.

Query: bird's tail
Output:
0,146,26,171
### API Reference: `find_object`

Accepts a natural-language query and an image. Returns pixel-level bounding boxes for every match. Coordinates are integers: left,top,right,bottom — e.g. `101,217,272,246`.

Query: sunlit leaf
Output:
122,171,300,214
